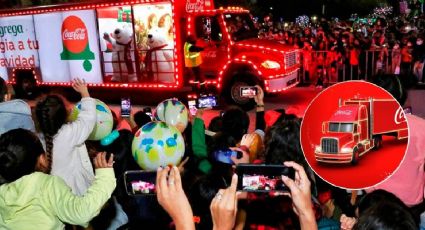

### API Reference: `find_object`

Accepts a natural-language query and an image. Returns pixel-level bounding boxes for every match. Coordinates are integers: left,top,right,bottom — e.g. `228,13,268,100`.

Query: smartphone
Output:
120,98,131,118
240,86,257,97
236,164,295,192
213,149,242,164
197,95,218,108
188,99,198,116
124,170,157,196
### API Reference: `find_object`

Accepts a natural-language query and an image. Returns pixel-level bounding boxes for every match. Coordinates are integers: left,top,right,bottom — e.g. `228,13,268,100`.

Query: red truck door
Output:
192,15,229,77
359,105,369,141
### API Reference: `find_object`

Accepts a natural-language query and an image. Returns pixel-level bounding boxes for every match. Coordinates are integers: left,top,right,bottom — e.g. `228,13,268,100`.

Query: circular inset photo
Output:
300,81,409,190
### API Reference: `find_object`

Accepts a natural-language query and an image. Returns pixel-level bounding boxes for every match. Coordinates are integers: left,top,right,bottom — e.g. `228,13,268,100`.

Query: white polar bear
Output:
103,26,137,82
144,29,175,83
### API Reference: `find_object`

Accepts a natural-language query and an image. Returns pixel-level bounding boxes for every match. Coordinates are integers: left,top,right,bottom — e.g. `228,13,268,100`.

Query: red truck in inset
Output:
315,98,408,164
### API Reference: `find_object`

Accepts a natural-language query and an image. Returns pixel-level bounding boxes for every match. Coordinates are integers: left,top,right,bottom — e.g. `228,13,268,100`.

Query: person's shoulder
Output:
0,99,31,114
406,114,425,126
406,114,425,136
34,172,69,190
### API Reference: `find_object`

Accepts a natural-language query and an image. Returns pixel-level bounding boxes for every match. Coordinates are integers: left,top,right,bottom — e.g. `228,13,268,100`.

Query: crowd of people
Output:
256,12,425,87
0,70,424,230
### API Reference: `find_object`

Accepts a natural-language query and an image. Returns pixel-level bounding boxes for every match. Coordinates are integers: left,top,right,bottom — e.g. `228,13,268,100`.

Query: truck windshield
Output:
329,123,353,132
223,13,258,42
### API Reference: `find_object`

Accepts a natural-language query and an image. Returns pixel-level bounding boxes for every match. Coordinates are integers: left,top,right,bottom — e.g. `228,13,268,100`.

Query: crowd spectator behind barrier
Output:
257,13,425,85
368,74,425,224
0,129,116,229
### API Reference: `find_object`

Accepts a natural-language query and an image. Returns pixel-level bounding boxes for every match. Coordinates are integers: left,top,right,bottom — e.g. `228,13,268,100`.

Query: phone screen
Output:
188,100,197,116
197,95,217,108
240,87,258,97
121,98,131,117
124,170,157,196
236,165,295,192
213,149,241,164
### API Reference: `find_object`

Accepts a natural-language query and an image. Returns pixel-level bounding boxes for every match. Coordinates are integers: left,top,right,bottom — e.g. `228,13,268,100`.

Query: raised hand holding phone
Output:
156,166,195,230
211,174,239,230
281,161,317,230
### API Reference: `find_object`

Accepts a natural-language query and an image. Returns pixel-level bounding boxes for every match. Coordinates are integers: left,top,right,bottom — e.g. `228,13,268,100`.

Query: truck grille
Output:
321,138,338,153
285,51,298,69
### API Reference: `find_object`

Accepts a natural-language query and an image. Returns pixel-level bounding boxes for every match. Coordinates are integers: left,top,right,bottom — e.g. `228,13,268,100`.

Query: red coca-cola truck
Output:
315,98,408,164
0,0,300,108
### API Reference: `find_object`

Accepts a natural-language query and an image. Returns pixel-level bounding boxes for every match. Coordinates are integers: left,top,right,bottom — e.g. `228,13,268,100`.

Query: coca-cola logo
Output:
61,16,89,54
204,50,217,58
335,110,353,116
62,28,86,41
186,0,207,12
394,107,406,124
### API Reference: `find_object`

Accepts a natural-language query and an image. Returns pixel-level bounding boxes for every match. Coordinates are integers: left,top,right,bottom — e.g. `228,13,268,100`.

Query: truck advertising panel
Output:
34,10,103,83
97,6,136,83
133,3,176,84
0,15,39,81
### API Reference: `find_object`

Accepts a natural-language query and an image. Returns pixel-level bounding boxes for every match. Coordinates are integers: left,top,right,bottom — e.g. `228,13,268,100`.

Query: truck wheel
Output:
225,74,257,111
351,148,359,165
373,135,382,150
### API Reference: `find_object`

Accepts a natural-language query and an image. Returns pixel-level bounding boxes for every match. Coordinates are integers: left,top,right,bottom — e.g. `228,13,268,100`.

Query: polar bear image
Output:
144,29,175,83
103,26,137,82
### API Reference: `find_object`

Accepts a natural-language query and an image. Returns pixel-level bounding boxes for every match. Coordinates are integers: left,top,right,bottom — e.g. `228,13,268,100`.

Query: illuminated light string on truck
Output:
11,67,180,88
171,1,180,83
0,0,192,16
264,78,299,92
219,13,234,47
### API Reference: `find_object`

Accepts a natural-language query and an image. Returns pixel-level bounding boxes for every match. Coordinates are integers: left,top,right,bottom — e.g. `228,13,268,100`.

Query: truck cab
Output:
185,8,300,108
315,104,369,164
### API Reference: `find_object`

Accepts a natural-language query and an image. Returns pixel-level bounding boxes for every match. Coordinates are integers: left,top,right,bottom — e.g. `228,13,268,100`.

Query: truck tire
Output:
351,147,359,165
373,135,382,150
225,74,257,111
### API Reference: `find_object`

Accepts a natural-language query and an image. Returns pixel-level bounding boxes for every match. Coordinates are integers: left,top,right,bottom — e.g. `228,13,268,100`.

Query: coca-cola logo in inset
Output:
335,110,353,116
394,107,406,124
61,16,89,54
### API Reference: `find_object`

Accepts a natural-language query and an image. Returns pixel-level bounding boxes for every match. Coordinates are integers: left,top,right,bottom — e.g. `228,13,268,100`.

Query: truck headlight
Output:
315,146,321,152
341,147,353,153
261,60,281,69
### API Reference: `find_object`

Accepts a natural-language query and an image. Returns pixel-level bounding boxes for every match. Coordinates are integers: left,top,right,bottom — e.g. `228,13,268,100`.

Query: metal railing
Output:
299,49,400,85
